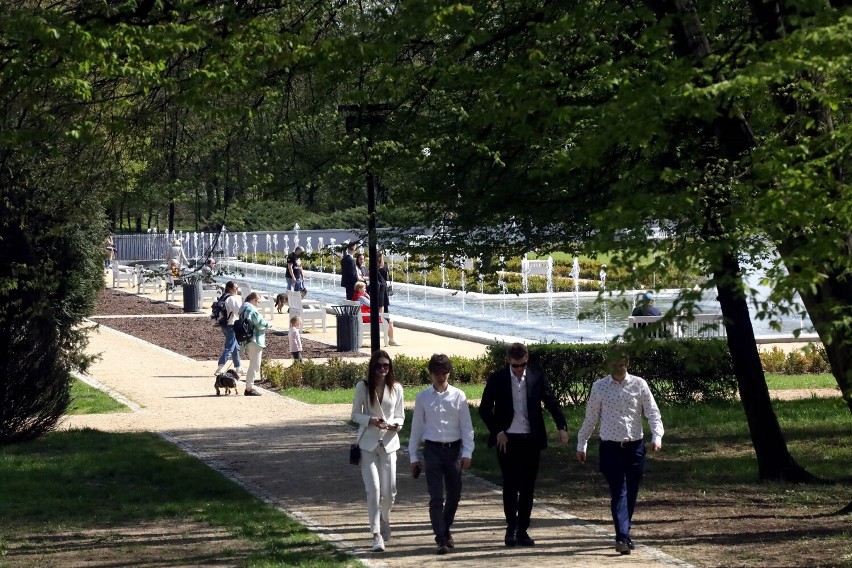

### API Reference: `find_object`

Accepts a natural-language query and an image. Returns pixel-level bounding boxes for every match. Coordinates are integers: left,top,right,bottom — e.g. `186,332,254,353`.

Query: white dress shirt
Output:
576,373,664,452
506,369,531,434
408,384,475,462
351,381,405,453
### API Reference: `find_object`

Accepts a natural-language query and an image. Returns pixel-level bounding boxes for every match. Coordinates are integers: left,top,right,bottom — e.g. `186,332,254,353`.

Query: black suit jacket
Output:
479,365,567,451
340,253,357,288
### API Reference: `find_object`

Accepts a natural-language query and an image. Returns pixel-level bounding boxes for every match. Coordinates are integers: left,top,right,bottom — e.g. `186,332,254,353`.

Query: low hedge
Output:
482,340,737,406
262,339,738,406
758,345,830,374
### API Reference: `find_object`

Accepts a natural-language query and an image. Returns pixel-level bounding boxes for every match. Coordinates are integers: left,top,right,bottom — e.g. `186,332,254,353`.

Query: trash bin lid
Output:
331,305,360,316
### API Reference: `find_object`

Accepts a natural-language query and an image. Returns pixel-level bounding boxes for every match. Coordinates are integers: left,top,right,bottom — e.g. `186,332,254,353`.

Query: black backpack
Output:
210,293,231,325
234,309,253,343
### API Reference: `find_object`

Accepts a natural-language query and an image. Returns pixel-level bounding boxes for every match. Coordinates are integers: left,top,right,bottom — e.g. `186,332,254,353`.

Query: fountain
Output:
478,256,486,316
459,257,467,313
318,237,325,289
405,251,411,304
521,255,530,322
283,234,290,255
293,223,300,250
546,256,554,328
329,238,337,280
251,235,258,276
421,255,428,301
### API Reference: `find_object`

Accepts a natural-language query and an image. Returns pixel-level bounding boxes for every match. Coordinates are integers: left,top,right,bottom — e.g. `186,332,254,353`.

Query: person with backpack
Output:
214,281,243,376
238,292,272,396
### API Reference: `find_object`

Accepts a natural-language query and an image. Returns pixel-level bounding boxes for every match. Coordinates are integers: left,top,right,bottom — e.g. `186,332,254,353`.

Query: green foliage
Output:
759,346,831,375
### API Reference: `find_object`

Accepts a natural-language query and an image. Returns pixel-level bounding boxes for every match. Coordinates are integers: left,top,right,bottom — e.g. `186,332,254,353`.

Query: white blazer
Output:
351,381,405,453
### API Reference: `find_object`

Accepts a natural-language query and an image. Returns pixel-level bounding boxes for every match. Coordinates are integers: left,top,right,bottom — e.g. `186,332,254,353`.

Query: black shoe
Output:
615,540,631,555
504,529,517,547
625,537,635,551
244,389,262,396
517,531,535,547
446,532,455,549
436,539,449,555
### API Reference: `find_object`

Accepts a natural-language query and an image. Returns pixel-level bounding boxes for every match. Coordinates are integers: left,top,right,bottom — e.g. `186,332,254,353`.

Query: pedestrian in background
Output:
289,315,303,362
341,242,359,300
408,354,474,555
214,281,243,376
576,348,664,555
238,292,271,396
286,246,305,291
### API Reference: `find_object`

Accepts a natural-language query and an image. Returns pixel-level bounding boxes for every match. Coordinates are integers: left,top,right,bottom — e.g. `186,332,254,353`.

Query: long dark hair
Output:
366,349,395,407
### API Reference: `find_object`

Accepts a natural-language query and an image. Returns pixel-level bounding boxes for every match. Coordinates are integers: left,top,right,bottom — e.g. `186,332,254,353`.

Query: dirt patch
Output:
95,288,184,315
91,290,364,361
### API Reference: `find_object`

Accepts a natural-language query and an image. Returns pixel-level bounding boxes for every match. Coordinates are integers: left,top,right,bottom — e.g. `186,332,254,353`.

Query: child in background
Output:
289,316,303,361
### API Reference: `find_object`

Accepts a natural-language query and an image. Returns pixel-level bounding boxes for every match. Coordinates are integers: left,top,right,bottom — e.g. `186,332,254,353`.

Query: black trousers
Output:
497,434,541,532
424,441,463,539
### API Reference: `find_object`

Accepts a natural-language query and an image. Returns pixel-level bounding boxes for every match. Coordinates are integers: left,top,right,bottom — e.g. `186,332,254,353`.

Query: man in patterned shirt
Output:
576,349,664,555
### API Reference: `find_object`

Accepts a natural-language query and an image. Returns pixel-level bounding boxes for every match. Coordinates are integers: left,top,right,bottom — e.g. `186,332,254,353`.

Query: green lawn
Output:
764,373,839,390
0,430,358,567
68,378,129,414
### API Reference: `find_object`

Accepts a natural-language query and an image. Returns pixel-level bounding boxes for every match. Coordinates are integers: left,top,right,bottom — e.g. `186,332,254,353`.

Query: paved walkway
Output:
62,313,692,568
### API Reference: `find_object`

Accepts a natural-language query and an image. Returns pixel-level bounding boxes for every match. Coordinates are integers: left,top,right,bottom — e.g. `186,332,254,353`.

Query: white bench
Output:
287,292,327,332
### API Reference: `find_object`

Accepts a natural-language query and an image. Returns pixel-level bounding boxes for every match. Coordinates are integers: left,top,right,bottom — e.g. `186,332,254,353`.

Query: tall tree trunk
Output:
715,252,819,481
644,0,817,481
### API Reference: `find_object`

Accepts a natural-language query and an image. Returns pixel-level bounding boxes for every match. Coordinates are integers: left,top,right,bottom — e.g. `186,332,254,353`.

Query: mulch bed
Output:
92,288,363,360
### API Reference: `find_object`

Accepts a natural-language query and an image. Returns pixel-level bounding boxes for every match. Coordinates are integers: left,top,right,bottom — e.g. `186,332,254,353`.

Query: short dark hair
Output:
427,353,452,374
506,342,528,360
225,281,237,293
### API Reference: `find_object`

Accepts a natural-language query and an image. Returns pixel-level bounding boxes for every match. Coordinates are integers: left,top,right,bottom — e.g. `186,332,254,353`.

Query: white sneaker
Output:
371,534,385,552
380,517,391,541
388,340,400,347
214,365,226,376
234,367,245,377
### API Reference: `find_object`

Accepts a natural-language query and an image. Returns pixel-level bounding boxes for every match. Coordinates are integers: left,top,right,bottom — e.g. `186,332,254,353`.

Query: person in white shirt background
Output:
576,348,664,555
408,353,475,555
351,350,405,553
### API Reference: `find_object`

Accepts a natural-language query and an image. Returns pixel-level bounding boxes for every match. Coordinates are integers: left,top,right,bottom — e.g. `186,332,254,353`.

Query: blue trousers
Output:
599,440,646,542
423,441,463,540
217,324,241,368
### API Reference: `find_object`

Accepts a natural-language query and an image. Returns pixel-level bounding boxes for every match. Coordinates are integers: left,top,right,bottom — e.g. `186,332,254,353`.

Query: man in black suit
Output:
479,342,569,547
340,243,359,300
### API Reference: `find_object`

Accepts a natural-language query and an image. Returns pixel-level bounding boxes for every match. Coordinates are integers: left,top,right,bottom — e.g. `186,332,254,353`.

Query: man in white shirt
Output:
576,350,664,555
409,354,475,555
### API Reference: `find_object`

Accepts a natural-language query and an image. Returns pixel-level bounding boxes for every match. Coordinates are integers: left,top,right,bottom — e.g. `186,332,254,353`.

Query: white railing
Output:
627,314,726,339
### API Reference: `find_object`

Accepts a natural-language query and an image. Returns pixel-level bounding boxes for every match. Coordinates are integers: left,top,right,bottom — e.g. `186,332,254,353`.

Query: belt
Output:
425,440,461,448
601,439,643,447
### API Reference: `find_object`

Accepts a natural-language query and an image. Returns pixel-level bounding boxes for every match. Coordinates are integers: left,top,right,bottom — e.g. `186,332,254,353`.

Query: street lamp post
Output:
338,103,391,351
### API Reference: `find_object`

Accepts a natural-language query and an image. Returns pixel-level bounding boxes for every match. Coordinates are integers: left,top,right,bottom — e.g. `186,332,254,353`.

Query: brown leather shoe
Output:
446,532,455,548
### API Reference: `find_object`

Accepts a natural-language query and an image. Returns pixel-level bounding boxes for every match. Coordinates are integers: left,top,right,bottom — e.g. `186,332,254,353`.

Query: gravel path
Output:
62,320,691,568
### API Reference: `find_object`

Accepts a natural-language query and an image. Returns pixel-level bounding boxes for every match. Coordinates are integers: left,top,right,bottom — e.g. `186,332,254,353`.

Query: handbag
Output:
349,443,361,465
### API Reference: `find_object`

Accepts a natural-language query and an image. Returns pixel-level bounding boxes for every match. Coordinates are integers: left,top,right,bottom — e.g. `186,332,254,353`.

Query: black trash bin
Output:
331,304,360,352
182,276,202,313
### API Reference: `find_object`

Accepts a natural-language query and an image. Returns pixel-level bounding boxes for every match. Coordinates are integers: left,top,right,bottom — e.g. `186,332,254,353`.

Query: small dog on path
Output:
214,369,239,396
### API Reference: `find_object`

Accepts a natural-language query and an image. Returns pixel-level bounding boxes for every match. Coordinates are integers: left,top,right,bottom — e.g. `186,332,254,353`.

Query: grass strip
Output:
68,379,129,415
0,429,359,567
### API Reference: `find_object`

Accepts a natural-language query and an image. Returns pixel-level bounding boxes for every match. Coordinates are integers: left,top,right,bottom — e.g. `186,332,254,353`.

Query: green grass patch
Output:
401,396,851,492
764,373,839,390
68,379,128,415
279,383,485,404
0,430,357,567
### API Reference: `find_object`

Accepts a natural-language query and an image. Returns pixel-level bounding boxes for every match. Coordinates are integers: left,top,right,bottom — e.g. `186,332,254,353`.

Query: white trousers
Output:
360,444,397,534
245,342,263,391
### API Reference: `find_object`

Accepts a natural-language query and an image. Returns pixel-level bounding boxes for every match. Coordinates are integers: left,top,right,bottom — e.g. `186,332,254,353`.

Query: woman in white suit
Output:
351,350,405,553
